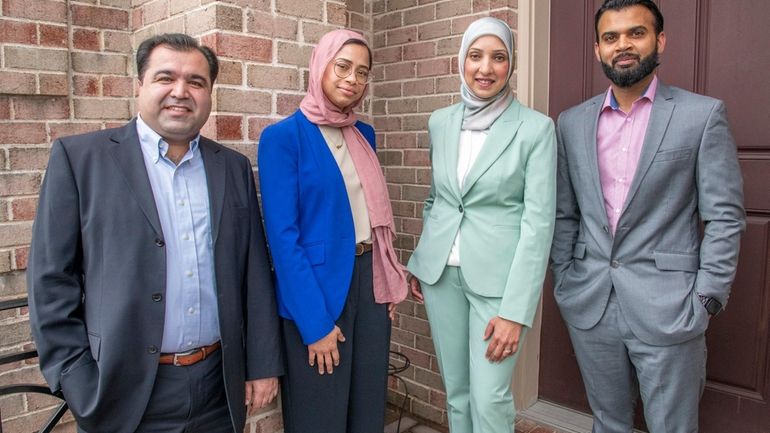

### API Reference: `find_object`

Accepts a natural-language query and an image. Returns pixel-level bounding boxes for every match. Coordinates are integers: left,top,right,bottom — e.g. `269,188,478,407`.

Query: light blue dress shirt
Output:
136,115,220,353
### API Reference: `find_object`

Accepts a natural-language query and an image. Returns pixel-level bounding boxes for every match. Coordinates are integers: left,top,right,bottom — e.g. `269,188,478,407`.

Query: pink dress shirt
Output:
597,76,658,234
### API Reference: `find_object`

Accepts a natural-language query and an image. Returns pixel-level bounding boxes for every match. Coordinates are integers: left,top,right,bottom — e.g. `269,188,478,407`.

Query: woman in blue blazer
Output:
258,30,406,433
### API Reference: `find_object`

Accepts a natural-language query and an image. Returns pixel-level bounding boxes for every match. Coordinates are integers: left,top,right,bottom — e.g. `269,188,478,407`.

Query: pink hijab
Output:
300,29,406,305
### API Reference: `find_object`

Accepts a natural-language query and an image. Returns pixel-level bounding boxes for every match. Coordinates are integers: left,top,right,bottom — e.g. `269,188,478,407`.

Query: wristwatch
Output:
698,294,723,316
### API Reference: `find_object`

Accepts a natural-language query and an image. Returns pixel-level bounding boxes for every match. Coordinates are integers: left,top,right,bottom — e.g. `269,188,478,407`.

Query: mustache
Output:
612,53,640,65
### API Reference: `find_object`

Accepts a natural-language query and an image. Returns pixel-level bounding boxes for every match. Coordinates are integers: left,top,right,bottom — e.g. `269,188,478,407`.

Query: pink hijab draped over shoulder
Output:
300,29,407,305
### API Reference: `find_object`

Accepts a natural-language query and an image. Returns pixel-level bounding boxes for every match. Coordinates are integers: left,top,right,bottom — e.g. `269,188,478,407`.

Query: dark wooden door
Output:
541,1,770,432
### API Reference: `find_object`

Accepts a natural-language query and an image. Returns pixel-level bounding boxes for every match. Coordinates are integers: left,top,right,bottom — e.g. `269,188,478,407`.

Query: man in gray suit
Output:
27,34,283,433
551,1,745,431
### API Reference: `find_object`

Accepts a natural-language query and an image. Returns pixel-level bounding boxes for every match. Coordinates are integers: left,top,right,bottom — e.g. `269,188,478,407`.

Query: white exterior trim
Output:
512,0,552,411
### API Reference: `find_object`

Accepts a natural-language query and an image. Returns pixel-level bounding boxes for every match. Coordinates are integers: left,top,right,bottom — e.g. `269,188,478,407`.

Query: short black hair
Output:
342,38,373,69
595,0,664,42
136,33,219,84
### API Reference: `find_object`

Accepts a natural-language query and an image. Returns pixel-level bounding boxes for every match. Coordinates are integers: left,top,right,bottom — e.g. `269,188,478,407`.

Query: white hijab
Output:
459,17,516,130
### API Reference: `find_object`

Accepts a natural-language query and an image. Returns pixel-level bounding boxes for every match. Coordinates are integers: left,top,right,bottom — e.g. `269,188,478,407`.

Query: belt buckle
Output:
355,243,364,256
172,348,197,366
172,353,184,367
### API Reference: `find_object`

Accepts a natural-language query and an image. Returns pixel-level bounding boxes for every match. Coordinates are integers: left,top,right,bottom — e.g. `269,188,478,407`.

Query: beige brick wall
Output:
1,0,520,429
372,0,519,425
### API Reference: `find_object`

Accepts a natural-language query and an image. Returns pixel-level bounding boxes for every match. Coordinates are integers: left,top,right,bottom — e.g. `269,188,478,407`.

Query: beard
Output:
601,48,659,88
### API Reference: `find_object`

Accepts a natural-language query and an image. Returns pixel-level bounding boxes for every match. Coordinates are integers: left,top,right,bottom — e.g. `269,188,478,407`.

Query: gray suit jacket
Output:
27,120,283,433
551,82,745,346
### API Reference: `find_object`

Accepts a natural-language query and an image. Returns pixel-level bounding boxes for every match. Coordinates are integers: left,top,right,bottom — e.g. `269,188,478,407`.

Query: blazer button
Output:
458,205,464,213
603,225,609,233
151,293,163,302
147,345,158,354
611,260,620,268
155,238,165,247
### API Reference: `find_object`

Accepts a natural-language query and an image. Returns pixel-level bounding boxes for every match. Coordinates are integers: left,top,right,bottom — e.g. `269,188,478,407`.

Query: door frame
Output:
515,2,604,430
513,0,551,412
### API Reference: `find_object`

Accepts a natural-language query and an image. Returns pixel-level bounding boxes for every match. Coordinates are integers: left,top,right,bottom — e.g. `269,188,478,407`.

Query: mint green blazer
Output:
407,100,556,327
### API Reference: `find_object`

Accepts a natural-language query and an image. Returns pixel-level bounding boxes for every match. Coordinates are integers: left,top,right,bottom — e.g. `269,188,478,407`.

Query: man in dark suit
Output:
27,33,283,433
551,1,744,432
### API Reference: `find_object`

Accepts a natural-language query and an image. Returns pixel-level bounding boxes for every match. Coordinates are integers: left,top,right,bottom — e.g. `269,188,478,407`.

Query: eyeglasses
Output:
332,61,371,85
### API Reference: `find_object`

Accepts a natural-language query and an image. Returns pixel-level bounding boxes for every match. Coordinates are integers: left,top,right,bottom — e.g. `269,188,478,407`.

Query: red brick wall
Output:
372,0,519,425
0,0,370,430
0,0,132,430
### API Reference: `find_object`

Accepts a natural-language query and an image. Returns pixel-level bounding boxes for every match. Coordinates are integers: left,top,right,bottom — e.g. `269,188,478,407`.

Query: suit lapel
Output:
442,105,464,200
582,97,612,230
461,101,522,196
621,83,674,214
200,138,226,244
109,120,163,237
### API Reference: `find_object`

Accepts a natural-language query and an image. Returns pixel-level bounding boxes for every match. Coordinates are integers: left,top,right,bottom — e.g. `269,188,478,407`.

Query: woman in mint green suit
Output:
407,17,556,433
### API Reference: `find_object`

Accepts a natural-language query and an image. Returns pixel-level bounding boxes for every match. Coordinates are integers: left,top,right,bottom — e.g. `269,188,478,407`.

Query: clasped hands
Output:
409,275,523,363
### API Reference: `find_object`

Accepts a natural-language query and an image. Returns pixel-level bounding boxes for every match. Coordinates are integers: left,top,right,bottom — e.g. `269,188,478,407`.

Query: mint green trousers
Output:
421,266,523,433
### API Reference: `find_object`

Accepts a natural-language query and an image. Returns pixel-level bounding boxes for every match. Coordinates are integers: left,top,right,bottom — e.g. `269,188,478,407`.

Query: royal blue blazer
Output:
258,109,376,345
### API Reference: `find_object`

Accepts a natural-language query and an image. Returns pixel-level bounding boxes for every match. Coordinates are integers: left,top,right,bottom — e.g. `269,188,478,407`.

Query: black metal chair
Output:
388,350,412,432
0,298,68,433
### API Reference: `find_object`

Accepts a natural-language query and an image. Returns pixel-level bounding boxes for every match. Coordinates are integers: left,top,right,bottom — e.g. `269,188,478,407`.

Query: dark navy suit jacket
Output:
27,120,283,433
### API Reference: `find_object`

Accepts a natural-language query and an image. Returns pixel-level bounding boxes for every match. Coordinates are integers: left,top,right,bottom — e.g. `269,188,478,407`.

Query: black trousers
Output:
281,252,391,433
78,352,232,433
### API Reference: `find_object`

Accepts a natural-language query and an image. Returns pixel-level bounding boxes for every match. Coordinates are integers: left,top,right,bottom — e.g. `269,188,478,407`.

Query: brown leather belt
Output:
355,242,373,256
159,341,221,366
